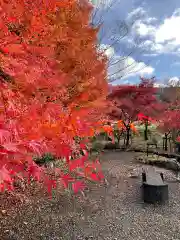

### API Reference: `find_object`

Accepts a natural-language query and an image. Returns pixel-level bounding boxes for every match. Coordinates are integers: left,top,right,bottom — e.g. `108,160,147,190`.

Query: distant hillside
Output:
155,87,180,102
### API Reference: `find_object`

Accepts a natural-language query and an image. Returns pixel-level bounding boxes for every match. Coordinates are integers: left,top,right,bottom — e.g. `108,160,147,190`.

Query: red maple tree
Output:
158,99,180,150
107,77,162,145
0,0,107,193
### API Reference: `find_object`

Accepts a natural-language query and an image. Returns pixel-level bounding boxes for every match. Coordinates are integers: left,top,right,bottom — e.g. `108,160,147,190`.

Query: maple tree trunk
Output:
172,129,177,143
117,135,121,145
164,133,168,151
144,120,149,141
116,130,121,146
125,127,130,146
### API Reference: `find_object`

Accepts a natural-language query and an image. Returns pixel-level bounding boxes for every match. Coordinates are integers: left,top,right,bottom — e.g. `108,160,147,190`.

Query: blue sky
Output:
92,0,180,85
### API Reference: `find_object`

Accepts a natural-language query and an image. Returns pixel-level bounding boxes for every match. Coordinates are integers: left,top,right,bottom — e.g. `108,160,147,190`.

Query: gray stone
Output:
164,158,180,171
128,168,140,178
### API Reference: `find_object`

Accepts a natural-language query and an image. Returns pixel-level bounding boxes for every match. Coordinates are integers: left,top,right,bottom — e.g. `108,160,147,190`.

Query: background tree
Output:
107,77,161,146
158,99,180,150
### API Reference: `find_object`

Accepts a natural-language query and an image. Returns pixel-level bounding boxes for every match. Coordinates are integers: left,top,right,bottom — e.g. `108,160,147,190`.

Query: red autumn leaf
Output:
26,141,44,156
0,129,11,143
0,183,5,191
88,172,100,181
69,154,88,171
2,44,25,54
72,181,85,194
2,143,20,153
97,172,104,180
0,148,12,155
27,163,43,182
7,16,18,22
177,136,180,142
61,174,74,188
44,178,57,196
0,165,13,184
7,183,14,191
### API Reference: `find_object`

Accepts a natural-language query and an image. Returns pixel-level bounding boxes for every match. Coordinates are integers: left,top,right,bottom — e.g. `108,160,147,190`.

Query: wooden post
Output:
142,172,146,182
160,172,164,181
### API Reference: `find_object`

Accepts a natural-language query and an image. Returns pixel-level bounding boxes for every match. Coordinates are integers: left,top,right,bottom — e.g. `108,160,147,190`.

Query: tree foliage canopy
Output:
0,0,108,193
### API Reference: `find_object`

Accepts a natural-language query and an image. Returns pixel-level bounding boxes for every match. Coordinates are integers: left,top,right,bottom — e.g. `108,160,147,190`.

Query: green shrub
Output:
90,141,105,153
34,153,56,166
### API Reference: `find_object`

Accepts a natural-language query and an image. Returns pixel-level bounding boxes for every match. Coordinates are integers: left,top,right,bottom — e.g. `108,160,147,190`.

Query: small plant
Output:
176,136,180,143
90,141,104,154
175,136,180,153
34,153,56,166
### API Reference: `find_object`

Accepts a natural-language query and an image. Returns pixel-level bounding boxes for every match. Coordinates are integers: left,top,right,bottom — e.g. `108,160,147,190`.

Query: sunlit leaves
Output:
0,0,107,194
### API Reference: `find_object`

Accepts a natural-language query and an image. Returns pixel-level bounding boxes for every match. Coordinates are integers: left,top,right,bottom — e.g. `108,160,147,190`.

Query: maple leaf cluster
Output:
0,0,108,193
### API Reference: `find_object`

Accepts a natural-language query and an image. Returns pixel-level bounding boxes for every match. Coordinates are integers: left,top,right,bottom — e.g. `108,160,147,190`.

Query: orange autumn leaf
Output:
117,120,124,129
130,123,137,133
102,125,113,133
89,128,95,136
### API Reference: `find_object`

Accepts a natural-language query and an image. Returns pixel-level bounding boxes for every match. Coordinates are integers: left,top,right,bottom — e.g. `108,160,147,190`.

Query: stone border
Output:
103,147,180,160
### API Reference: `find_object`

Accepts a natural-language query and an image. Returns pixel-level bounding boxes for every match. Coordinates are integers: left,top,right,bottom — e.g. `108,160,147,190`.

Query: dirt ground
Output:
1,151,180,240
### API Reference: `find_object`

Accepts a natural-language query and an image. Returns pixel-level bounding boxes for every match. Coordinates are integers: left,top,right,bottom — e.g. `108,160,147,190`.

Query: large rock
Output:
164,158,180,171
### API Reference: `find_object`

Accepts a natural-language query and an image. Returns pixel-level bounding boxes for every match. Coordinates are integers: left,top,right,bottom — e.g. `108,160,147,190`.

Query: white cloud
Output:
168,77,180,86
135,22,155,36
143,53,159,57
143,40,162,55
151,43,163,52
130,8,180,55
153,77,180,88
121,58,154,79
101,44,155,81
155,14,180,45
99,44,154,82
144,17,157,24
99,44,115,58
127,7,157,24
125,57,154,75
127,7,146,21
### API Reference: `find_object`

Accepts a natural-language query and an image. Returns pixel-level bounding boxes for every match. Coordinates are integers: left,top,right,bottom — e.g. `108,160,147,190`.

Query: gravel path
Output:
1,151,180,240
